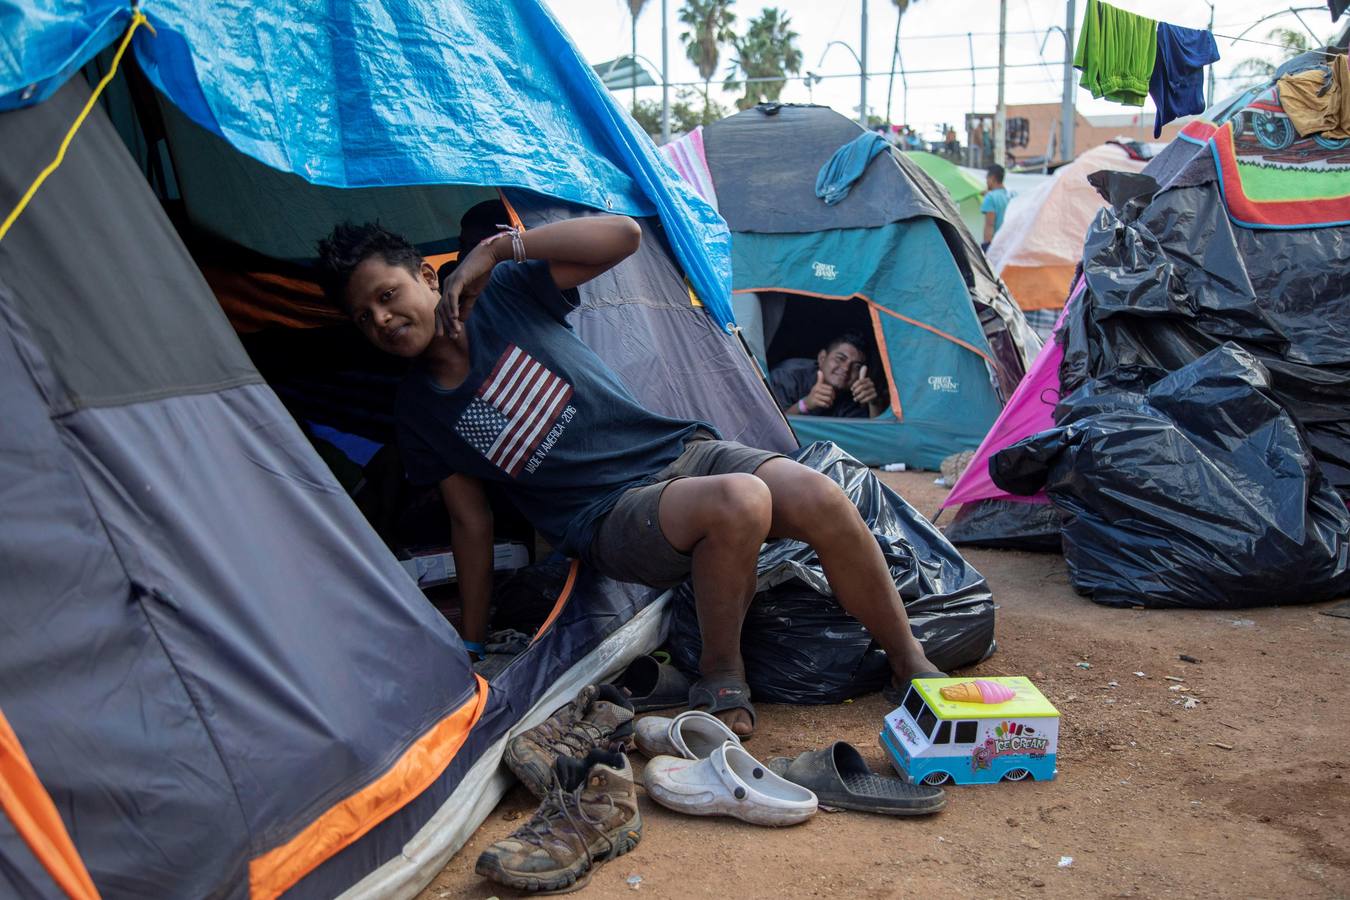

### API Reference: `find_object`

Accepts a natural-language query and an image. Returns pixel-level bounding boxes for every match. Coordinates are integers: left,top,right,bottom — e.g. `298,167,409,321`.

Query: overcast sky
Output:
545,1,1339,138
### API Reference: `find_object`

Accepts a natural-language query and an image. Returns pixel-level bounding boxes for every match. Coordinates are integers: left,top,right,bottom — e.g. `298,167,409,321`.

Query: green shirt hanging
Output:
1074,0,1158,107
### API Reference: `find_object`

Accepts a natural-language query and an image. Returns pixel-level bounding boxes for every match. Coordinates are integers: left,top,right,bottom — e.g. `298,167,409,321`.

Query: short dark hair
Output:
986,164,1005,183
316,222,422,309
824,331,869,356
459,199,509,255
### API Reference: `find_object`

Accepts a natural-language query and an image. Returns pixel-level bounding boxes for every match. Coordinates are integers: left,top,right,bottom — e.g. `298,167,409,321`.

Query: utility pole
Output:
860,0,869,127
994,0,1007,168
1061,0,1076,162
1205,1,1215,107
661,0,670,143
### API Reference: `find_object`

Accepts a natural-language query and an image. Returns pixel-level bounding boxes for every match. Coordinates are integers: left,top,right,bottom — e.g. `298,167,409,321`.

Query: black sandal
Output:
688,675,757,737
767,741,946,816
615,654,691,712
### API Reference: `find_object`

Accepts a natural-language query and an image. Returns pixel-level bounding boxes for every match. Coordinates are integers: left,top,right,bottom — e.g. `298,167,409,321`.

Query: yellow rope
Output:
0,11,155,243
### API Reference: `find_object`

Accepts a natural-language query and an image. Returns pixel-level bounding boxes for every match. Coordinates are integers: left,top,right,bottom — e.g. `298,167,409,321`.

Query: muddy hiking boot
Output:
505,684,635,799
476,749,642,893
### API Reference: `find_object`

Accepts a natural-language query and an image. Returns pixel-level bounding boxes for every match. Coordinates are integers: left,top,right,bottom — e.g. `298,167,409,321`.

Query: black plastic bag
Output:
995,344,1350,609
945,498,1063,551
1060,169,1350,499
667,441,995,703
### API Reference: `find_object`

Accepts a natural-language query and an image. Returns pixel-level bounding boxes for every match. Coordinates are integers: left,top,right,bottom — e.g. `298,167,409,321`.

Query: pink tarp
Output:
941,279,1083,508
658,126,719,211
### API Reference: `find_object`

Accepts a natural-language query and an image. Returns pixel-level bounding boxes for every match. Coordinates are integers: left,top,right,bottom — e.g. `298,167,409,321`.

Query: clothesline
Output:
1211,31,1344,58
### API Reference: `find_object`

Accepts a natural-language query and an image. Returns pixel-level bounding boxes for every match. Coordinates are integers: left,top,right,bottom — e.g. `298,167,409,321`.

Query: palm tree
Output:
723,8,802,111
679,0,737,117
1230,27,1313,83
886,0,918,127
628,0,650,110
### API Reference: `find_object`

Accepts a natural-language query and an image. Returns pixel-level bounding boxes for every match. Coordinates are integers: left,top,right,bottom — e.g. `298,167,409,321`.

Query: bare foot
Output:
692,670,756,737
892,641,942,684
714,707,755,737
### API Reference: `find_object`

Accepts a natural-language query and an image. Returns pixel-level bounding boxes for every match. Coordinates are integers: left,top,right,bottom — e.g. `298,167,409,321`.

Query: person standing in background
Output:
981,164,1010,251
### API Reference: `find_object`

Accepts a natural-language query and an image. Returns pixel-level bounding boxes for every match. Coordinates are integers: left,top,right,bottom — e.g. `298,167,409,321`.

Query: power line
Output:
1212,30,1341,57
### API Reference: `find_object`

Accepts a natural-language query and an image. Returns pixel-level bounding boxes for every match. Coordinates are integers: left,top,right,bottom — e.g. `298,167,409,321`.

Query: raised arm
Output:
518,215,642,290
438,215,641,337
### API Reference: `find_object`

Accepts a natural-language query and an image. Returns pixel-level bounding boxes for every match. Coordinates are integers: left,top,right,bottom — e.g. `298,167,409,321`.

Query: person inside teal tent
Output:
768,332,886,419
315,216,943,738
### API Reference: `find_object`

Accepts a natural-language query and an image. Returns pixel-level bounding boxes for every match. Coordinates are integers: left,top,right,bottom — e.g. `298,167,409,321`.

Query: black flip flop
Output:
615,654,691,713
688,675,756,737
882,670,947,706
767,741,946,816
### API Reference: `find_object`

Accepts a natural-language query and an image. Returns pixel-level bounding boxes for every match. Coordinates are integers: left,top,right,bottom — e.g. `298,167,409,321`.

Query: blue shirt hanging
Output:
1149,22,1221,138
815,133,890,205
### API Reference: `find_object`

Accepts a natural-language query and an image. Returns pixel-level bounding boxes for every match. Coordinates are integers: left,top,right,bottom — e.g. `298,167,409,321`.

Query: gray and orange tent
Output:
0,2,796,898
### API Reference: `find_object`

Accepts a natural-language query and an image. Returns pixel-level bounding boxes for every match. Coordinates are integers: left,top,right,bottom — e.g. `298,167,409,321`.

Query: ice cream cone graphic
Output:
940,679,1017,704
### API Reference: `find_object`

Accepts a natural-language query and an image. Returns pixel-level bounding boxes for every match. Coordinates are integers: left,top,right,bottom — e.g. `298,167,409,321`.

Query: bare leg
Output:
752,458,939,685
657,473,772,735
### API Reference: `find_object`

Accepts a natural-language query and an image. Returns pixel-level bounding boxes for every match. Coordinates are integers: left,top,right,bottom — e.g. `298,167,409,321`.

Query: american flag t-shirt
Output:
454,344,574,478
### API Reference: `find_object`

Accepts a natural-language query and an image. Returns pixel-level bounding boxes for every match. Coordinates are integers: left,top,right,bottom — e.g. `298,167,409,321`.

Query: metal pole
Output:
1206,2,1216,107
995,0,1007,168
860,0,869,126
900,47,908,129
661,0,670,142
966,31,977,166
1061,0,1076,162
887,6,902,126
967,32,976,117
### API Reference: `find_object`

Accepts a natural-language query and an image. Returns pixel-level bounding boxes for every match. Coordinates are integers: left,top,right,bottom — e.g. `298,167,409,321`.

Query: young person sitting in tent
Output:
768,332,886,419
316,216,942,736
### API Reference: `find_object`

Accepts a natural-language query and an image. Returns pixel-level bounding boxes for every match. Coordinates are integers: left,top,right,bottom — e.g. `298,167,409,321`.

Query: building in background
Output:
964,103,1192,168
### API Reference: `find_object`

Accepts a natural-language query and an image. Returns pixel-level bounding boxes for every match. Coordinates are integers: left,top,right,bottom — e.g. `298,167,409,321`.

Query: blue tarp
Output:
0,0,735,328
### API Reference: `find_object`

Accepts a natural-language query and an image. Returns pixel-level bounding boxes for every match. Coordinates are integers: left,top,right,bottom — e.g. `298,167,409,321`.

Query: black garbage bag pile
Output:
987,159,1350,609
667,441,995,703
1060,170,1350,497
994,343,1350,609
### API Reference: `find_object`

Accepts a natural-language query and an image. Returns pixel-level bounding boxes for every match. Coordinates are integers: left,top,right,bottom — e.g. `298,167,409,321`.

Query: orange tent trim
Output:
0,708,100,900
248,675,490,900
531,560,580,644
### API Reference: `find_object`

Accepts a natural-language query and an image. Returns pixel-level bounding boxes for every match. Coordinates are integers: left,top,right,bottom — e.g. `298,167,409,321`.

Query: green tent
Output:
905,151,987,239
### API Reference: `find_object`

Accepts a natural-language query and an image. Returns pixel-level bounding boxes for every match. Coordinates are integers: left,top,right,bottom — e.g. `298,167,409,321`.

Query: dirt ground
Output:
420,470,1350,899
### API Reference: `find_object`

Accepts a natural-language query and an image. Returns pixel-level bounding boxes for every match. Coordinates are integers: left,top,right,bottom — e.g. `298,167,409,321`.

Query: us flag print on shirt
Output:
454,344,575,477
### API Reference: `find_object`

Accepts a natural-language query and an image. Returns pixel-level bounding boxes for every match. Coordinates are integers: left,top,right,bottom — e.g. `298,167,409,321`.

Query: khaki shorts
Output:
586,433,784,589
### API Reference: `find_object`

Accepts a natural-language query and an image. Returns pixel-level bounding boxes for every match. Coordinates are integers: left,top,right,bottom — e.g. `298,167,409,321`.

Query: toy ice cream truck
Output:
880,677,1059,785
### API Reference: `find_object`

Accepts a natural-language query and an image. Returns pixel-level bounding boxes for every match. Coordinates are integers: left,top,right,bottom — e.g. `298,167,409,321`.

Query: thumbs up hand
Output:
803,368,837,412
851,364,879,405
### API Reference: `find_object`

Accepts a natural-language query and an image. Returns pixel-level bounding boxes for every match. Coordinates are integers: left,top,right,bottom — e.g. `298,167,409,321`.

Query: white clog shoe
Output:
643,740,818,826
634,710,741,759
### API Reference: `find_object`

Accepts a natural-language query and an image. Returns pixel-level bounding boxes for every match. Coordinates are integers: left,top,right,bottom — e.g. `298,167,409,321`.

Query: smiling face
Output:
816,341,866,390
343,256,441,357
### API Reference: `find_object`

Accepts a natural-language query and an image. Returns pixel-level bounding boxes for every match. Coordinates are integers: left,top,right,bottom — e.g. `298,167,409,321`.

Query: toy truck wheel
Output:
1002,768,1030,782
921,771,951,786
